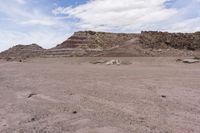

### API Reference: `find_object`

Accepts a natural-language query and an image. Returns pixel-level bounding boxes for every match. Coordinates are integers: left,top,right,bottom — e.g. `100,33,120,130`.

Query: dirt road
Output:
0,57,200,133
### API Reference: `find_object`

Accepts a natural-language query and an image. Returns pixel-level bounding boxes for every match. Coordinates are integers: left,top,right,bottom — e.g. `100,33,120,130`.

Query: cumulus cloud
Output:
0,1,71,52
53,0,178,31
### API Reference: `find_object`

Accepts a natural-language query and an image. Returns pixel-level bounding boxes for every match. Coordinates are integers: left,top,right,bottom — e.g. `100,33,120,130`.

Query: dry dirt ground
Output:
0,57,200,133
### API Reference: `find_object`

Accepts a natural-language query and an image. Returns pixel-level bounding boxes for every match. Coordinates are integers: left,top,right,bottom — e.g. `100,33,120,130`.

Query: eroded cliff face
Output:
55,31,200,51
55,31,139,49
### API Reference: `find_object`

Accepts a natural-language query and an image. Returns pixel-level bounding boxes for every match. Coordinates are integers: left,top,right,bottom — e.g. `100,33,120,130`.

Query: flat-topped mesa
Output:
55,30,200,51
55,31,139,50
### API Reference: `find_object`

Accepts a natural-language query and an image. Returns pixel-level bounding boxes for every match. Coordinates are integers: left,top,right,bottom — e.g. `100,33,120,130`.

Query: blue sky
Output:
0,0,200,51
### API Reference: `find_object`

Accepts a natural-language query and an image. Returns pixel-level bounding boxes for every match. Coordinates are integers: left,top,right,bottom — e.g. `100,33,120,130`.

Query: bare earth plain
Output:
0,57,200,133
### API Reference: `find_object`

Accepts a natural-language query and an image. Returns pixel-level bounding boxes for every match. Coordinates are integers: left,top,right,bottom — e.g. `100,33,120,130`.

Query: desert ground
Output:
0,57,200,133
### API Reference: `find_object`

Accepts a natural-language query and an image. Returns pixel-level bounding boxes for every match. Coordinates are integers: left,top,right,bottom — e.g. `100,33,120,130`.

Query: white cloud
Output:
53,0,177,31
168,17,200,32
21,19,55,26
0,1,72,52
0,1,68,27
53,7,72,15
15,0,26,4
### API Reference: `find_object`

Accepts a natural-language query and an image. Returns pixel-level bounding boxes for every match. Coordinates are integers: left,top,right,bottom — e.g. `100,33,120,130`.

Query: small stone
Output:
176,59,182,62
90,59,106,64
182,59,199,64
27,93,37,98
31,117,36,121
72,111,77,114
106,59,122,65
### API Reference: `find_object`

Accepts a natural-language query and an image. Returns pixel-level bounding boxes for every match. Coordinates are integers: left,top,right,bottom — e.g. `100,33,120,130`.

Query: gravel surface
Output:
0,57,200,133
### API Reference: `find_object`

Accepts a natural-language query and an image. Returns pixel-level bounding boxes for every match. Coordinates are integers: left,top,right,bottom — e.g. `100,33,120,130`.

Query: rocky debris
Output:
176,59,182,62
140,31,200,50
161,95,167,98
193,56,200,60
72,111,78,114
90,59,132,65
90,59,107,64
106,59,121,65
176,58,200,63
27,93,37,98
182,59,200,64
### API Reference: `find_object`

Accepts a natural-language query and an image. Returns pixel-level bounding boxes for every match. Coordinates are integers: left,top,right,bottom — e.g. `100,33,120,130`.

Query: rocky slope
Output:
1,31,200,60
55,31,139,50
53,31,200,57
55,31,200,51
140,31,200,50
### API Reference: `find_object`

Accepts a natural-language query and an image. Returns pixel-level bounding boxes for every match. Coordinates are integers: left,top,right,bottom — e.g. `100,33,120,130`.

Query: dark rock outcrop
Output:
140,31,200,50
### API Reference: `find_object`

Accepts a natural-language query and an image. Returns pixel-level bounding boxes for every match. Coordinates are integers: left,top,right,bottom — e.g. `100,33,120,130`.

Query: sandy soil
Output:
0,57,200,133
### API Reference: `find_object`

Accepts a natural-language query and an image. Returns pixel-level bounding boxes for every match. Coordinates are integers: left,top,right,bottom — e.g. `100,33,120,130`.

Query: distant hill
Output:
0,44,44,61
1,31,200,60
